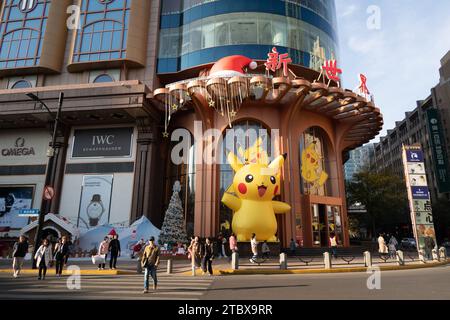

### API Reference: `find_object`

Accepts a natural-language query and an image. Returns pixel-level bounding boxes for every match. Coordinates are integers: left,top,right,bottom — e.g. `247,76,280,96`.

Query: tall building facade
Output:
0,0,383,248
371,67,450,203
157,0,339,74
344,143,374,181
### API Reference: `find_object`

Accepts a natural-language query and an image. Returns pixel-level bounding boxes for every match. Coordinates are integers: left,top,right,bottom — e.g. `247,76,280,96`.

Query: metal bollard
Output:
231,252,239,270
279,253,288,270
364,251,372,267
418,250,426,264
396,250,405,266
191,265,196,276
323,252,332,269
439,247,447,260
167,259,173,274
432,249,440,262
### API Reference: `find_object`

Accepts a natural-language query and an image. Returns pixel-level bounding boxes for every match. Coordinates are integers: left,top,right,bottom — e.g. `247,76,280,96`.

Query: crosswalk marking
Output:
0,274,214,300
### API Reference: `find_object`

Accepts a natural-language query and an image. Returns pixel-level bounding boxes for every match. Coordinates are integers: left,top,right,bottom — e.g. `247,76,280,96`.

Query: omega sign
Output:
1,137,35,157
72,128,133,158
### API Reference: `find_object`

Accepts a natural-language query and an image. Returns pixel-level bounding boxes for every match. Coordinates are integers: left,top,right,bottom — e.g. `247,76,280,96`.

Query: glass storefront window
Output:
0,0,50,69
219,120,272,237
300,127,332,196
158,12,337,66
72,0,130,63
164,133,196,238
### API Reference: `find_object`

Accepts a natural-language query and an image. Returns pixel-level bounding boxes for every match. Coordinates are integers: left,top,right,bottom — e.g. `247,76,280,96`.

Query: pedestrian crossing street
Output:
0,273,214,300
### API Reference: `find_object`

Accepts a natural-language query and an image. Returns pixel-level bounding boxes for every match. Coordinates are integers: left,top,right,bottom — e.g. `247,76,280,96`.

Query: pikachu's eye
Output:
270,176,276,185
245,175,254,183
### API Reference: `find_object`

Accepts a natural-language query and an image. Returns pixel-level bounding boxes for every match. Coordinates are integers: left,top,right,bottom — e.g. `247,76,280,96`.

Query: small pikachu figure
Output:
221,150,291,242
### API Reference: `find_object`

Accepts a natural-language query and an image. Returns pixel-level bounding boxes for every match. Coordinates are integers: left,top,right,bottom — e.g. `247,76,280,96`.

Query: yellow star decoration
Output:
162,132,169,138
172,104,178,111
229,111,237,117
208,100,215,108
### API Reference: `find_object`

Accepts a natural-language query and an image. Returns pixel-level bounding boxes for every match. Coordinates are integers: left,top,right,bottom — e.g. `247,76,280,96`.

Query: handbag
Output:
91,254,106,265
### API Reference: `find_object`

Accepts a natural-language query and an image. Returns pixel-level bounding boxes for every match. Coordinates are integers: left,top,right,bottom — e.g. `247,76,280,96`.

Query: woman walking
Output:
34,239,53,280
229,233,238,254
201,238,215,276
250,233,258,263
188,236,202,275
388,235,398,259
98,237,109,270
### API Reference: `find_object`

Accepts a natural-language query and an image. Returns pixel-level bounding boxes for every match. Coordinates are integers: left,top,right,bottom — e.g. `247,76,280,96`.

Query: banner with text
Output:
402,145,437,253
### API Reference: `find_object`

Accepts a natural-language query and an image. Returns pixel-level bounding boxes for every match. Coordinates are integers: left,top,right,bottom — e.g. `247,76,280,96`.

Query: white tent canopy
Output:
76,216,160,254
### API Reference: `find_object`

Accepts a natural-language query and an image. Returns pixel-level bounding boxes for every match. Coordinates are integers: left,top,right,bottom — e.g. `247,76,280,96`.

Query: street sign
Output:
19,209,40,217
43,186,55,200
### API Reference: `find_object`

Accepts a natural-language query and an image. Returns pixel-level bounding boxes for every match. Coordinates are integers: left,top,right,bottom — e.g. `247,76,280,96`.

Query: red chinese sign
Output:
265,47,292,77
322,59,342,82
358,74,370,95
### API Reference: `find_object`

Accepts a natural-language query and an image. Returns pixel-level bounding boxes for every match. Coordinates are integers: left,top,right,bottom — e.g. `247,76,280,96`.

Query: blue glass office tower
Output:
157,0,339,74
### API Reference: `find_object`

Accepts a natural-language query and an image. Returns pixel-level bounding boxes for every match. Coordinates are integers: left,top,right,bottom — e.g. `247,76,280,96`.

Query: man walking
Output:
142,237,160,294
109,234,121,270
424,235,436,261
201,237,215,276
54,236,70,277
12,236,29,278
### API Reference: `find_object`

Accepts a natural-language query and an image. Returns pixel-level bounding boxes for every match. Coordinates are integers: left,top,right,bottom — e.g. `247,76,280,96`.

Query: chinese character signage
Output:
426,109,450,193
402,145,437,254
265,47,292,77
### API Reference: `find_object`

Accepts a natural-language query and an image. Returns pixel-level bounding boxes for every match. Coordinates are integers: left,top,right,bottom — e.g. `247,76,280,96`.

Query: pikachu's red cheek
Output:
238,183,247,194
274,185,279,195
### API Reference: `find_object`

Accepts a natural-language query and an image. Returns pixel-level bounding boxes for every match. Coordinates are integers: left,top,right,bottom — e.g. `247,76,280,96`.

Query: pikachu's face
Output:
233,164,280,201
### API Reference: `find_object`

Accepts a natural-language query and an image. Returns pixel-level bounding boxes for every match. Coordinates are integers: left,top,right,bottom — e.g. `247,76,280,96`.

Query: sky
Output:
335,0,450,142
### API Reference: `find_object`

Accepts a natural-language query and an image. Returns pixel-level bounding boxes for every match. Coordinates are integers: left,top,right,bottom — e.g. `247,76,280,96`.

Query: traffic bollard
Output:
432,249,440,262
439,247,447,260
364,251,372,268
167,259,173,274
231,252,239,270
323,252,332,269
280,253,288,270
396,250,405,266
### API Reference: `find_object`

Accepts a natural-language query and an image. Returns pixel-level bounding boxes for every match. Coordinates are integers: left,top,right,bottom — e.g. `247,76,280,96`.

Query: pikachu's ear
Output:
238,146,245,158
228,152,243,172
269,153,287,172
255,136,263,148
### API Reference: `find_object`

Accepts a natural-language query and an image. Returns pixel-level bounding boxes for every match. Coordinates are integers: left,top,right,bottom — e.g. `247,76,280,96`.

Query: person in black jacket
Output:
201,237,214,276
54,236,70,277
12,236,29,278
109,234,121,269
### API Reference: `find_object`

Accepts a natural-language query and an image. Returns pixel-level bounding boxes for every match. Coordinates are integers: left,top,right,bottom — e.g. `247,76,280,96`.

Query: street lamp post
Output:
26,92,64,269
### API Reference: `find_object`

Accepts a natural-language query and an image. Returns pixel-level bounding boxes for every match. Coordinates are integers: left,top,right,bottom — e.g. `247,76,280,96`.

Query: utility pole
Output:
26,92,64,269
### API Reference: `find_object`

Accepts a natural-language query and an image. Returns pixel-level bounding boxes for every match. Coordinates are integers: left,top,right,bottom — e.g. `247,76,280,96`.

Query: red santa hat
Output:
209,55,258,78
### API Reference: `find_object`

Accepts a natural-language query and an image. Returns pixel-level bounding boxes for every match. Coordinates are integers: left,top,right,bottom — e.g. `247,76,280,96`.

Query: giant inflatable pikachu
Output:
221,147,291,242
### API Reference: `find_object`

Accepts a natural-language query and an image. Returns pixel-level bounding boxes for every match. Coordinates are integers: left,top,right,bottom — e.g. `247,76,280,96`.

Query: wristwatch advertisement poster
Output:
77,175,113,229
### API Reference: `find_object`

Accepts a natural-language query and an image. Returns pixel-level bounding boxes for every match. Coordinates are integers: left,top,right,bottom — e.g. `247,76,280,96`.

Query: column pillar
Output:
131,118,160,225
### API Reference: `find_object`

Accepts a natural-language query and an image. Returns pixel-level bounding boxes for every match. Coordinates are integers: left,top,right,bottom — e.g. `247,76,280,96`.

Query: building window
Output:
93,73,114,83
10,79,32,89
164,133,196,238
0,0,50,69
72,0,130,63
219,120,273,237
299,127,334,197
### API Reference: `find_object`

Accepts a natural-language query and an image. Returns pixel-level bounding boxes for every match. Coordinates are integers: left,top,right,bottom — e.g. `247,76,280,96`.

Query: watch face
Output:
87,201,104,219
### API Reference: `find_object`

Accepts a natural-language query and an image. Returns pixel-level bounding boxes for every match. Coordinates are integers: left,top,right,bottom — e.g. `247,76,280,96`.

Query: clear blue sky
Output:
335,0,450,141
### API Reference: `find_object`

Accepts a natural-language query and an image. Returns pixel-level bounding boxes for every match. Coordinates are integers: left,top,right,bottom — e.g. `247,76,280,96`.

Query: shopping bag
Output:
91,254,106,265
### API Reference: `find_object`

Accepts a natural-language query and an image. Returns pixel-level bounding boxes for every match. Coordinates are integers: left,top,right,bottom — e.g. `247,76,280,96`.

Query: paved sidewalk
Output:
1,255,447,276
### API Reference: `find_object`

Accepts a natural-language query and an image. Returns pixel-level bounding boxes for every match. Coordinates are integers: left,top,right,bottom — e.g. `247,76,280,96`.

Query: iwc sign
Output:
1,137,35,157
72,127,133,158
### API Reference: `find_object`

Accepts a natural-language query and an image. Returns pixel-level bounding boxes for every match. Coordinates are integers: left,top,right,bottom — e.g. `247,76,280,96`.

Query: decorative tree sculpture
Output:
159,181,188,246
